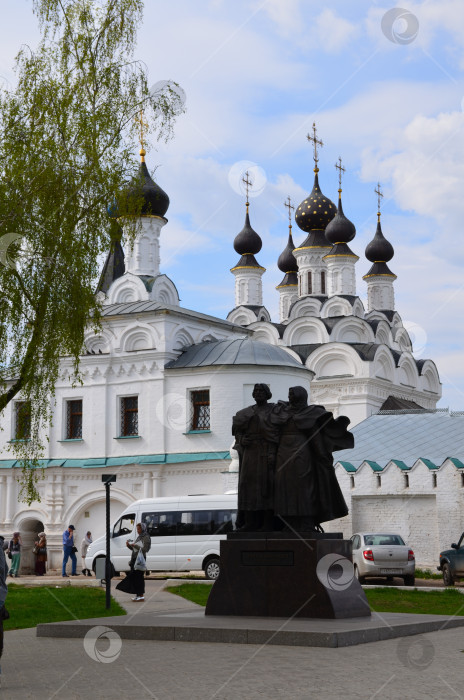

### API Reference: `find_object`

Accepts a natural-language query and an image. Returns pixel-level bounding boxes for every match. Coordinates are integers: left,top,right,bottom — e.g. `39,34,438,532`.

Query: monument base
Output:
205,532,371,619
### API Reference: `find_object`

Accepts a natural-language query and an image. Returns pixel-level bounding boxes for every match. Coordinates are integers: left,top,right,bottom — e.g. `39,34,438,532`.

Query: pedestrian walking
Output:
8,533,22,578
62,525,78,577
0,534,9,687
81,531,92,576
34,532,47,576
115,523,151,602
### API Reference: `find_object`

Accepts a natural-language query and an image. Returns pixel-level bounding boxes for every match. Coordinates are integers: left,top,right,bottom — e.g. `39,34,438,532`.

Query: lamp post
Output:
102,474,117,610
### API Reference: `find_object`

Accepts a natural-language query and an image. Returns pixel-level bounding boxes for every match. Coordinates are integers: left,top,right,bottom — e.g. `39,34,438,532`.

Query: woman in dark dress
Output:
34,532,47,576
116,523,151,602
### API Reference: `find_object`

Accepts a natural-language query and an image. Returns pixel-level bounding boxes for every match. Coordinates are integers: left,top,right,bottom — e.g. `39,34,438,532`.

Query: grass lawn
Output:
3,584,126,631
167,583,464,617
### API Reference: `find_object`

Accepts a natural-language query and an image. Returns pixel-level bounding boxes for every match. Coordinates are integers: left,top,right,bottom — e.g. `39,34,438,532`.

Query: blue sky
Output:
1,1,464,408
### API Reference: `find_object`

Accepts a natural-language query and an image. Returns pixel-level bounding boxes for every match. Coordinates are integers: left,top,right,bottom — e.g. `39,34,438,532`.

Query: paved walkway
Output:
2,580,464,699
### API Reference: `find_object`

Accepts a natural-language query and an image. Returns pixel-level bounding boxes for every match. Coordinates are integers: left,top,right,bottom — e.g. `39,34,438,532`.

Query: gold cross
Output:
306,122,323,171
335,156,346,191
136,110,149,162
375,182,383,218
242,170,253,205
284,196,294,228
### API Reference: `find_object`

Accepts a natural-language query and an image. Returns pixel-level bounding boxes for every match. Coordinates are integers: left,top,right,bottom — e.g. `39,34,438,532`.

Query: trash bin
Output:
95,557,112,581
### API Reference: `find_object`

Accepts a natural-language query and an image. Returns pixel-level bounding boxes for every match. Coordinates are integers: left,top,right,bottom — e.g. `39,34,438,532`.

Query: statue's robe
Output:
271,401,353,524
232,403,278,512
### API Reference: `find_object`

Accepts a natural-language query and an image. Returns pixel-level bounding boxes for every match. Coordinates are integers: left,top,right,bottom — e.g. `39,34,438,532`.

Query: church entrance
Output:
16,517,44,574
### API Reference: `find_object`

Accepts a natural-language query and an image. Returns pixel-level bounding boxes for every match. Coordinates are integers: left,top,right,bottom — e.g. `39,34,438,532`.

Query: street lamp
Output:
101,474,117,610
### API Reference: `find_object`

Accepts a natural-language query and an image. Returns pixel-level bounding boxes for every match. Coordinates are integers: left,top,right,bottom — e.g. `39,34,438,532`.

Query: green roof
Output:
363,460,383,472
0,451,231,469
418,458,438,470
390,459,410,471
447,457,464,469
338,461,356,472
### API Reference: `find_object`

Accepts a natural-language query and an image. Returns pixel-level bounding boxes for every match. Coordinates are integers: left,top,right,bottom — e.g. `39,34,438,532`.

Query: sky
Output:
1,1,464,408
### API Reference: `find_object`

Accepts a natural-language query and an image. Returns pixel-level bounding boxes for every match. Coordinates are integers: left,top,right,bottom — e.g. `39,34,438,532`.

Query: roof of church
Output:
335,410,464,466
325,193,356,245
295,171,336,234
165,338,306,369
100,300,247,329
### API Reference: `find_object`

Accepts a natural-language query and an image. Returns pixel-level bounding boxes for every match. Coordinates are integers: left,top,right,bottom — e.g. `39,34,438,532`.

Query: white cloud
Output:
314,9,360,53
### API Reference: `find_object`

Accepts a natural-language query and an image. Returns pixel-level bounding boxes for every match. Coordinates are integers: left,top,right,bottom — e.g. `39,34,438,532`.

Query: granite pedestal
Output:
205,532,371,619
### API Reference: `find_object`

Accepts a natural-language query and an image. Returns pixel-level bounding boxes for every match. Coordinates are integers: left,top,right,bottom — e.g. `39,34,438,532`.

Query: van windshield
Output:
112,513,135,538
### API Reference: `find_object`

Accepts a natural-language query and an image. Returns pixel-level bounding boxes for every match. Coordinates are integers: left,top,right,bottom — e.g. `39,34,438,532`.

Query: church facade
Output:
0,141,444,571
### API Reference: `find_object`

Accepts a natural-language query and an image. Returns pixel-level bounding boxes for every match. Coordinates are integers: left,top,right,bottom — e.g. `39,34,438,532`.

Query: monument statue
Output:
233,385,353,532
232,383,278,532
206,385,370,620
271,386,353,532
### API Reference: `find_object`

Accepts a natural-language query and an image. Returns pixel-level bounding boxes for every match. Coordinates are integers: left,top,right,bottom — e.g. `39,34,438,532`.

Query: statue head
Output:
288,386,308,409
252,383,272,405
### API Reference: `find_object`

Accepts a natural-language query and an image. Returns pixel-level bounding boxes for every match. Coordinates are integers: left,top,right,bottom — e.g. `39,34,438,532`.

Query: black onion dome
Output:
128,161,170,217
325,194,356,244
233,211,262,255
295,172,336,233
277,231,298,273
365,220,394,262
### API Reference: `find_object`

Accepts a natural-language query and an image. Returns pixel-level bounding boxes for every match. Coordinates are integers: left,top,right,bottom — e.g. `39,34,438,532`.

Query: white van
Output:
84,494,237,580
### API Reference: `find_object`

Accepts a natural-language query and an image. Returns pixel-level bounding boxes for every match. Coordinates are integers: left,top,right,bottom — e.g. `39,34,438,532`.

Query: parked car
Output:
350,532,415,585
437,532,464,586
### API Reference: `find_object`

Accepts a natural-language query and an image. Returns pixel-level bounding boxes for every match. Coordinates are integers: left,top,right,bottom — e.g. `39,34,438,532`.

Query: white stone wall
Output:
366,277,395,311
328,460,464,569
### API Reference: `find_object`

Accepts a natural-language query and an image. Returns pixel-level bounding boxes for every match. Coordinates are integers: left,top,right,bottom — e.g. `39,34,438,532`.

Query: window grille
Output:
66,400,82,439
15,401,31,440
121,396,138,436
191,390,210,430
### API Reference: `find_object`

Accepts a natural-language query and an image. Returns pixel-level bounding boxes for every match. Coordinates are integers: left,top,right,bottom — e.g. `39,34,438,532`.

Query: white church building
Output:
0,142,449,571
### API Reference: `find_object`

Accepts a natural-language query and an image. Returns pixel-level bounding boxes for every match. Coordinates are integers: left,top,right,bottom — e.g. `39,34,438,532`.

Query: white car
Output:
350,532,415,586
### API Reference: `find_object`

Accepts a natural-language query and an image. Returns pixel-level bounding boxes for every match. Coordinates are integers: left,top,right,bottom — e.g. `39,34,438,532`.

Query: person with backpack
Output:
116,522,151,602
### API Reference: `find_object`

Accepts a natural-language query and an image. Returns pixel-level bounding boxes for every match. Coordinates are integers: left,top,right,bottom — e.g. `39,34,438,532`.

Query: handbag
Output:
71,546,78,553
7,551,12,560
134,549,147,572
32,545,39,555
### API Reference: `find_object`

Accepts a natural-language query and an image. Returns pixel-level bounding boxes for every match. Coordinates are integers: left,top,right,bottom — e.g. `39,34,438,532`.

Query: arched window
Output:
320,270,326,294
307,271,312,294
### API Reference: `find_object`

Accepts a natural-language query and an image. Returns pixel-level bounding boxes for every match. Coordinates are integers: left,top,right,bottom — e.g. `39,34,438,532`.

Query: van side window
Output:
142,511,178,536
214,510,237,534
177,509,237,535
113,514,135,538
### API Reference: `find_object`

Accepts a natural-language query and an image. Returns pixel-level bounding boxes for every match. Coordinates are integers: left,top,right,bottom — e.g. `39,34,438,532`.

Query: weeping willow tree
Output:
0,0,183,502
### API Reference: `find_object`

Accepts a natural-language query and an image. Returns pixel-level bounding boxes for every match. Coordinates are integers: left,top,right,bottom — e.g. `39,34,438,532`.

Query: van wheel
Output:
403,575,415,586
204,558,220,580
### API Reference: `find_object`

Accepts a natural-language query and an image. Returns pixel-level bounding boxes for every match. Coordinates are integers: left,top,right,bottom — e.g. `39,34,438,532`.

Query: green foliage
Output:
3,583,126,630
365,588,464,616
0,0,183,503
167,583,464,617
166,583,213,607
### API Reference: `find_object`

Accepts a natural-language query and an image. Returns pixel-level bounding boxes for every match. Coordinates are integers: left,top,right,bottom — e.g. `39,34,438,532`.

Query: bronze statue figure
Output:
271,386,352,532
233,385,354,533
232,384,278,531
